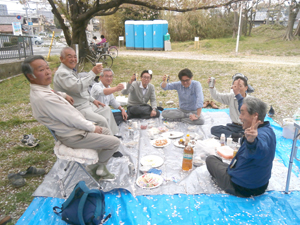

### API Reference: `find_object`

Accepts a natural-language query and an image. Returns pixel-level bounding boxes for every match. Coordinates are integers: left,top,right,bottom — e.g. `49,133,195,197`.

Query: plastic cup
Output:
121,82,127,89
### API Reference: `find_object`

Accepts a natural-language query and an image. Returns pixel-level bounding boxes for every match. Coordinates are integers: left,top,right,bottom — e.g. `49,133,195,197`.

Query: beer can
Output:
209,77,215,88
166,75,169,82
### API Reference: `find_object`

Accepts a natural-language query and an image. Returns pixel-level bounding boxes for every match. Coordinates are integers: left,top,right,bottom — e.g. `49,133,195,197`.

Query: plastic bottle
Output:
182,143,194,171
293,108,300,123
220,133,225,146
185,134,190,146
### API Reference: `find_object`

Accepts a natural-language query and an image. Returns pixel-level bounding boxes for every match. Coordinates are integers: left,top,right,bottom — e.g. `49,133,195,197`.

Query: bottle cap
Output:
186,134,190,137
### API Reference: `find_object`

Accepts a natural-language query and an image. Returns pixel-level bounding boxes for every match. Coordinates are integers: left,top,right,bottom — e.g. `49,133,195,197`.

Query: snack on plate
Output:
138,173,161,188
149,127,160,135
163,121,175,129
154,139,168,147
178,139,184,145
158,126,169,133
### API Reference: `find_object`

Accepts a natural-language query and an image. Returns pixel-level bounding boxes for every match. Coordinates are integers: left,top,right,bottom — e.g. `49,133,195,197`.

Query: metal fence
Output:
0,34,33,60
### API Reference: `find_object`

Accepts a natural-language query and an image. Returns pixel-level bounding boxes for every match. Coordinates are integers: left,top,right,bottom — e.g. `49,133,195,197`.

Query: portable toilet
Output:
125,20,135,50
143,21,153,50
153,20,168,51
134,21,144,50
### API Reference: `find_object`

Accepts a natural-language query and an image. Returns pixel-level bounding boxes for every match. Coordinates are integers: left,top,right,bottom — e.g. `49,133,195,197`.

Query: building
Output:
0,4,8,15
0,15,24,34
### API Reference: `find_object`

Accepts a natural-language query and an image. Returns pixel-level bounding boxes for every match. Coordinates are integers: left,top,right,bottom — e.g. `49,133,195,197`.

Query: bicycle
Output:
90,42,118,59
78,45,113,72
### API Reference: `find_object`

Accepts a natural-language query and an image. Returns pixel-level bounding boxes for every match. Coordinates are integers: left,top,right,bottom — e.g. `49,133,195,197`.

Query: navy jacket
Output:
227,121,276,189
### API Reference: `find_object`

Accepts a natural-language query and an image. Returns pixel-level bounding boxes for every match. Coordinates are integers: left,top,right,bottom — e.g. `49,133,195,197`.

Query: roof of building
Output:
0,24,13,33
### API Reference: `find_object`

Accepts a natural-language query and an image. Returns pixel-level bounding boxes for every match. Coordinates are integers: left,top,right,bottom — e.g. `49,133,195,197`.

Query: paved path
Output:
119,50,300,66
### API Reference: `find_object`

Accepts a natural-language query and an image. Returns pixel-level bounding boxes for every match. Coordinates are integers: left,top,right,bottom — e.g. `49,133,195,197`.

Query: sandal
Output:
20,134,40,147
18,166,46,178
8,174,25,187
0,216,12,225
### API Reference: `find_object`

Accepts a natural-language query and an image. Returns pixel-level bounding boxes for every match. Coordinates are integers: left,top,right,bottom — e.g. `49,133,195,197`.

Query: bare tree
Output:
283,0,300,41
46,0,240,58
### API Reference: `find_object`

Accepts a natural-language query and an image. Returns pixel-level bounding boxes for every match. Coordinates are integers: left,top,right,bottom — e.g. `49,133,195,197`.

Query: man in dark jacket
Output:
206,96,276,197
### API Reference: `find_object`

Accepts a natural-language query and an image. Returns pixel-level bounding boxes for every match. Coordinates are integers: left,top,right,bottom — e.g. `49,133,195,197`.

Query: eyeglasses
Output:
232,73,248,81
141,76,151,80
181,78,191,83
104,75,113,79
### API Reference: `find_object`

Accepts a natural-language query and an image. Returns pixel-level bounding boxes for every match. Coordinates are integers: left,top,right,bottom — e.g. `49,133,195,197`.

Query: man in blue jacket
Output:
206,96,276,197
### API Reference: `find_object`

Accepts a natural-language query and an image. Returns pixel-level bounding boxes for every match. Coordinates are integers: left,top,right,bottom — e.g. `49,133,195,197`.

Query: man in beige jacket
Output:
22,55,119,180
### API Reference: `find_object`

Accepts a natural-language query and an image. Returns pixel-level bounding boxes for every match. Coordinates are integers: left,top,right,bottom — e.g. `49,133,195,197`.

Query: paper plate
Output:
136,173,164,189
173,139,197,148
151,138,171,148
141,155,164,167
162,131,184,139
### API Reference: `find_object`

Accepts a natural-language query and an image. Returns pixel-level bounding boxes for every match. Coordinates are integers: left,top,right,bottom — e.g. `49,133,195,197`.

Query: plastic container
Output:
217,146,234,159
283,118,295,139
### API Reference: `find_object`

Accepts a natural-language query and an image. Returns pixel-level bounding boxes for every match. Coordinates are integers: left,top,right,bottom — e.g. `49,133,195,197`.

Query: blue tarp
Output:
17,109,300,225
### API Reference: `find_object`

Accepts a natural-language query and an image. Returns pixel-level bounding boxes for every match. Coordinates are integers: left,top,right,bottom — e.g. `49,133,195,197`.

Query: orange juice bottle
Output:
182,143,194,171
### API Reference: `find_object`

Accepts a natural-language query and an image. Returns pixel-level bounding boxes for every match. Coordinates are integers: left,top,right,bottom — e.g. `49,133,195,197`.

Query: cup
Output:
227,137,233,146
140,120,148,130
132,122,138,129
96,62,102,69
121,82,127,89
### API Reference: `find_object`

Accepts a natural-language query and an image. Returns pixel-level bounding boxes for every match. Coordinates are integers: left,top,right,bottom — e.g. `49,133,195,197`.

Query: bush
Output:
11,37,18,45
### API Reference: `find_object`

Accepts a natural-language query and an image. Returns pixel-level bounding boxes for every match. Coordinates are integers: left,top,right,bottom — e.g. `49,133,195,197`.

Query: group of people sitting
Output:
22,46,276,198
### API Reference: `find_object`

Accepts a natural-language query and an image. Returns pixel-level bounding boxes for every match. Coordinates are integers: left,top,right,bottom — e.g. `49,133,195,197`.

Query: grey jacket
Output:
121,81,157,109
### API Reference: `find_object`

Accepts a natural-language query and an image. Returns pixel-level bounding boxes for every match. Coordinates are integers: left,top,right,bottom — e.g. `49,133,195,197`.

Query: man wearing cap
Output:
209,74,249,140
121,70,160,119
53,47,118,135
160,68,205,125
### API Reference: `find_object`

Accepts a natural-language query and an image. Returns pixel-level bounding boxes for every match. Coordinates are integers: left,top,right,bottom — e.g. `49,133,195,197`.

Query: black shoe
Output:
112,151,123,158
114,134,123,139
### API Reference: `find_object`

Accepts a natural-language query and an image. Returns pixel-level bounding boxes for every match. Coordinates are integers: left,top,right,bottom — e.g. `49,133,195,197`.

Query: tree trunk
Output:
294,20,300,36
283,6,299,41
276,5,281,25
71,20,90,58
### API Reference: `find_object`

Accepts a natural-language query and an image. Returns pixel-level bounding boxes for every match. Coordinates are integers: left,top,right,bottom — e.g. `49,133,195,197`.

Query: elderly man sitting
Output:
90,68,128,125
53,47,118,135
121,70,160,119
22,55,120,181
206,97,276,197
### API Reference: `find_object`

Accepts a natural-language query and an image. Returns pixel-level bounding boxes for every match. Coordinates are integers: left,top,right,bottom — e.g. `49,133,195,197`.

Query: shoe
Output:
96,164,116,181
203,100,210,108
210,101,219,109
114,134,123,139
18,166,46,178
8,174,25,188
0,216,12,225
112,151,123,158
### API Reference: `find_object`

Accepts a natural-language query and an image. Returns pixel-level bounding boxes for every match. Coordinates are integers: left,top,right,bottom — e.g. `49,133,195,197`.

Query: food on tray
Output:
137,173,161,188
163,121,176,129
217,146,234,159
148,127,160,135
154,139,168,147
140,124,148,130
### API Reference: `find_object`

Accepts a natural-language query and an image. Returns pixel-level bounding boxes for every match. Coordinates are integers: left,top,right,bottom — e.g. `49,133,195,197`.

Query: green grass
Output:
1,25,300,223
170,25,300,56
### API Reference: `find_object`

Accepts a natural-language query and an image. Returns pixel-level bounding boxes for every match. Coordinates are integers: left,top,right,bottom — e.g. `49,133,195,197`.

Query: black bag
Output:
53,181,111,225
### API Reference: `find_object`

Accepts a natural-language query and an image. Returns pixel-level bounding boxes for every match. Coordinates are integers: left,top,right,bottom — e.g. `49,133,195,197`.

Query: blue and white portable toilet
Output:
125,20,135,50
134,21,144,50
143,21,153,50
153,20,168,51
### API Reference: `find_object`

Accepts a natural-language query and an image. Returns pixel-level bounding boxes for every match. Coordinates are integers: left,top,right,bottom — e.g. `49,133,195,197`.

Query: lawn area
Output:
1,24,300,223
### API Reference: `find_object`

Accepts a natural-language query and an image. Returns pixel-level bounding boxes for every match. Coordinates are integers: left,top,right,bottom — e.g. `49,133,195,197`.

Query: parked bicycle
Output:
77,46,113,72
90,42,118,59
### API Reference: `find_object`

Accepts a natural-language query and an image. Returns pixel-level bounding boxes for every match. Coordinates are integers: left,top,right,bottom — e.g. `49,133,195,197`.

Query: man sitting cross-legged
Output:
209,76,249,140
206,97,276,197
121,70,160,119
22,55,120,181
160,68,204,125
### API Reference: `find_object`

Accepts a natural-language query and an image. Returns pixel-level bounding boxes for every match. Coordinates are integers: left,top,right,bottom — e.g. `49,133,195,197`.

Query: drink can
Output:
159,101,162,107
166,75,169,82
209,77,215,88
